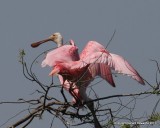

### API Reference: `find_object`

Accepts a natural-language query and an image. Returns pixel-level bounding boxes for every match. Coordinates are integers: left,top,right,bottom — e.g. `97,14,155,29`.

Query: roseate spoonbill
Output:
43,40,145,100
31,33,145,128
31,33,116,100
31,33,104,127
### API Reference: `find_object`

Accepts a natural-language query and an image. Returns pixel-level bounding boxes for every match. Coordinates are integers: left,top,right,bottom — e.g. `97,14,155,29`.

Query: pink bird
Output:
31,32,145,128
31,33,116,101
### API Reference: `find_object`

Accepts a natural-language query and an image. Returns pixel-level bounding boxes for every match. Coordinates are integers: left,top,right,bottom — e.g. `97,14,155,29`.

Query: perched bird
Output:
31,33,116,101
31,33,145,128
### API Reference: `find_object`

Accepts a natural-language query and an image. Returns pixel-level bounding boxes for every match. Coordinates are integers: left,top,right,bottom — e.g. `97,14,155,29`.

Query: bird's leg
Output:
86,101,102,128
69,83,82,106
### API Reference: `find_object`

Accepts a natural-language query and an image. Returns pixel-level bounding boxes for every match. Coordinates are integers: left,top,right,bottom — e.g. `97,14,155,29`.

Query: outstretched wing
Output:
80,41,109,59
108,53,145,85
71,41,145,85
72,51,110,69
42,45,79,67
88,63,115,87
80,41,115,87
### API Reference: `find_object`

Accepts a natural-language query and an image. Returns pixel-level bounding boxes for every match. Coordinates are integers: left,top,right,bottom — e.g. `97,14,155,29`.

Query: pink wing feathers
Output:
71,51,110,69
80,41,110,59
71,41,145,85
41,44,79,67
108,53,145,85
80,41,115,87
88,64,115,87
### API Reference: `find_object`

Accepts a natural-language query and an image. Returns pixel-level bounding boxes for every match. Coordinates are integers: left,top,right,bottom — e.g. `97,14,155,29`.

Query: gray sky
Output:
0,1,160,128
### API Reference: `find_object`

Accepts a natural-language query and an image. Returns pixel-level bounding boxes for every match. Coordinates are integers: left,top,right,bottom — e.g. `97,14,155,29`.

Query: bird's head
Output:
31,32,63,48
49,32,63,47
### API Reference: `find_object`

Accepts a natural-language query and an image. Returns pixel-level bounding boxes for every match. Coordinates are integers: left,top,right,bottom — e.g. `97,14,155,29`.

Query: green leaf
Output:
148,112,160,122
18,49,26,63
120,124,131,128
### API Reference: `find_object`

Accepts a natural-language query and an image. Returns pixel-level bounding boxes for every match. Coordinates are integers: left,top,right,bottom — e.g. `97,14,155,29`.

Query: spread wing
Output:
80,41,110,59
88,63,115,87
71,41,145,85
72,51,110,69
80,41,115,87
108,53,145,85
41,45,79,67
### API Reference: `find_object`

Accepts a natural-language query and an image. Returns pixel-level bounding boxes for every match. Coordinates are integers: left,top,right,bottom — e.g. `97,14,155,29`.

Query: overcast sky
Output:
0,1,160,128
